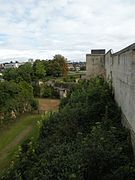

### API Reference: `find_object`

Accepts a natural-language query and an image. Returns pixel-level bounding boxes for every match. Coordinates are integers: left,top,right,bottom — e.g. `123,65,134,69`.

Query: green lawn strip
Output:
0,144,19,171
0,114,40,151
68,71,86,75
0,114,43,172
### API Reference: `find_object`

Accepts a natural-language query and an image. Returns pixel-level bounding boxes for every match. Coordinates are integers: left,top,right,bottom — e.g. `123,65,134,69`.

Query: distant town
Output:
0,58,86,72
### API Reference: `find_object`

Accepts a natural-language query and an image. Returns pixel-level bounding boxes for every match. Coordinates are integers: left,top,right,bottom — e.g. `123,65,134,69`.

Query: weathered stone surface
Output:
105,45,135,140
86,52,105,78
86,43,135,149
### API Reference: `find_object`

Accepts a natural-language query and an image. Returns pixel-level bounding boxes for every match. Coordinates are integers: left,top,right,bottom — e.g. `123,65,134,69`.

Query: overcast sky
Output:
0,0,135,61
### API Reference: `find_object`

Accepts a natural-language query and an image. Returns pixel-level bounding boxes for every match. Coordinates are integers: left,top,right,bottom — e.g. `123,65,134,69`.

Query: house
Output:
3,61,23,69
67,62,75,71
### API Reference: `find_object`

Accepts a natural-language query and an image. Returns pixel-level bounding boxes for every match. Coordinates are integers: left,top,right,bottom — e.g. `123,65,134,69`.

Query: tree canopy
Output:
2,77,135,180
3,55,69,82
53,54,68,76
0,81,38,126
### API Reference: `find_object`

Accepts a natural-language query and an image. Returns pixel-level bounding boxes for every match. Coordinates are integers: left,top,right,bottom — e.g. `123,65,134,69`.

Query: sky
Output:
0,0,135,62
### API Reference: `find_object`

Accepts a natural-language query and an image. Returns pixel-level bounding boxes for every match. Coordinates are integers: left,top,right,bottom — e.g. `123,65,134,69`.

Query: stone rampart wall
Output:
105,48,135,149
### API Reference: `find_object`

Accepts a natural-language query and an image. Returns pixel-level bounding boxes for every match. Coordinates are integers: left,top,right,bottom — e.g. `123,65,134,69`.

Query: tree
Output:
44,60,61,77
53,54,68,76
18,63,34,83
2,77,135,180
3,68,19,82
0,80,37,126
33,60,46,80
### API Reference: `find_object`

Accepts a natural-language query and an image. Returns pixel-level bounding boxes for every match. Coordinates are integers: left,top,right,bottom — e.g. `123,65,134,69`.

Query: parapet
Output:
91,49,106,55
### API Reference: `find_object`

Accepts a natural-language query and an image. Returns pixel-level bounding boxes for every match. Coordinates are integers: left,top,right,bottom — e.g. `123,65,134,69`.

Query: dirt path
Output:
38,98,60,111
0,125,32,161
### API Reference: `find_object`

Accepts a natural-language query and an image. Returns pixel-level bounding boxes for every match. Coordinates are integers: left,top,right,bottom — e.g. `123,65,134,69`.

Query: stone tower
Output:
86,49,106,78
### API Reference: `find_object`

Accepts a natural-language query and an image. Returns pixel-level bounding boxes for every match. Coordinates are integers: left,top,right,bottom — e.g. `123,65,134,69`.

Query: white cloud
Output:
0,0,135,61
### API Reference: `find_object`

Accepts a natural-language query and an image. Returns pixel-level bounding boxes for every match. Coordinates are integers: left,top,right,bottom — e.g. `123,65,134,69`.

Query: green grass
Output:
0,113,44,172
68,71,86,76
0,98,59,173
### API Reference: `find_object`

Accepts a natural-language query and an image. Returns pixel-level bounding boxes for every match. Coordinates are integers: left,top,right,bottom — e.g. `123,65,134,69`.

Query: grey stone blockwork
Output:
86,49,106,78
86,43,135,149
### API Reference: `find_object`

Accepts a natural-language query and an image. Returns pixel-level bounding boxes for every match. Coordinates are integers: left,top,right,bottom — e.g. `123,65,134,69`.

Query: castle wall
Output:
105,48,135,149
86,54,105,78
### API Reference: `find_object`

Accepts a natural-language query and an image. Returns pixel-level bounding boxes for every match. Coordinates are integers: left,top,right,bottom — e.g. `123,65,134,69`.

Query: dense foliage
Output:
3,55,68,99
1,77,135,180
0,81,37,126
40,84,60,99
3,55,68,84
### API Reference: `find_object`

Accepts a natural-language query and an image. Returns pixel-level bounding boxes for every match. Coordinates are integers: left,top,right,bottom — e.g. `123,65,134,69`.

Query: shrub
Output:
2,77,135,180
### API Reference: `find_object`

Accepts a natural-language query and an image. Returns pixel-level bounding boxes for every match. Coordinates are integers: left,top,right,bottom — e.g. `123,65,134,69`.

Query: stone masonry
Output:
86,43,135,150
86,49,106,78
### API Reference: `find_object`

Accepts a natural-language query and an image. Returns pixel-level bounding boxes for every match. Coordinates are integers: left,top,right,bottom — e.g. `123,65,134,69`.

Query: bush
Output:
40,85,59,99
0,81,36,126
31,99,38,110
2,77,135,180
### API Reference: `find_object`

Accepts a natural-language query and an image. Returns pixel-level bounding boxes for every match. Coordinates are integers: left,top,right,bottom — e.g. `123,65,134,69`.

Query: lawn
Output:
38,98,60,111
68,71,86,76
0,114,42,172
0,98,60,173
